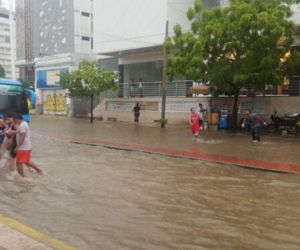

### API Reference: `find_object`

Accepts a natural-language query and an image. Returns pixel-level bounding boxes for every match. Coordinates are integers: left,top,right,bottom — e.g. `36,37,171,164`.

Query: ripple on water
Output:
0,138,300,250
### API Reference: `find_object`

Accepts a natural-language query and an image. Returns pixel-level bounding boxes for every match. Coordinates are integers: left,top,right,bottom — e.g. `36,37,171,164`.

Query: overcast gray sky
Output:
3,0,14,10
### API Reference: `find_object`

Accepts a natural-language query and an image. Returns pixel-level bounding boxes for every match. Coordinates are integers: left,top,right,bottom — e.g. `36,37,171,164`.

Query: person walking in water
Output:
12,114,43,177
0,117,8,158
189,108,200,141
2,114,17,174
198,103,205,130
241,109,264,142
133,103,141,123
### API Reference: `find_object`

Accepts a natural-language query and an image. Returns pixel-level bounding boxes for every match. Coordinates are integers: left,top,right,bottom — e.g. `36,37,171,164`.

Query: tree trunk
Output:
160,20,169,129
230,87,240,132
161,88,167,128
90,95,94,123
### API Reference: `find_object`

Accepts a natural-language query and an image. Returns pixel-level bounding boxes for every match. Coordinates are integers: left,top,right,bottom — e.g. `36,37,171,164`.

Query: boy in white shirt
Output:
12,114,43,177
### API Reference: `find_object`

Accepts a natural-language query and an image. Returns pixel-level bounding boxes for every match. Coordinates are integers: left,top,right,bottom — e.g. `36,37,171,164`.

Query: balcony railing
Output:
101,80,195,99
100,78,300,99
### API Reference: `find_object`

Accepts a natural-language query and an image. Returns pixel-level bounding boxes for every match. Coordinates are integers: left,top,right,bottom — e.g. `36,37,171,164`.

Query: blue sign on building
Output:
36,67,69,89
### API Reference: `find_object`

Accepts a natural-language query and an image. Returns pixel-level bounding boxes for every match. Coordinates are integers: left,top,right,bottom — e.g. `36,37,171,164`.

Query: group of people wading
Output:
189,104,264,142
0,113,43,178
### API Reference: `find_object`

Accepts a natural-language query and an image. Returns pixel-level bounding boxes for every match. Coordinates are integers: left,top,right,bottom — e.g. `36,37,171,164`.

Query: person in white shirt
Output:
198,103,205,130
12,114,43,177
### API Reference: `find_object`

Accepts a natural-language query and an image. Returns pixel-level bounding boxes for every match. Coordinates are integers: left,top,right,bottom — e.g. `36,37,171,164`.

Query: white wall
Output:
73,0,91,13
119,49,163,65
291,4,300,25
93,0,167,54
167,0,194,34
9,10,17,79
74,0,92,54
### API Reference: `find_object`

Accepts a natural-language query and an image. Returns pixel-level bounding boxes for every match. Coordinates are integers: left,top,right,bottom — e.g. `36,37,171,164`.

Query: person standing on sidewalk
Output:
189,108,200,141
241,109,264,142
13,114,43,177
138,78,143,97
133,103,141,123
198,103,205,130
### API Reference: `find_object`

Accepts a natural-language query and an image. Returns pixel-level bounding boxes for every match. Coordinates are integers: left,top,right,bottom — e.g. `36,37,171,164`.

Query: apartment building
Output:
0,7,17,79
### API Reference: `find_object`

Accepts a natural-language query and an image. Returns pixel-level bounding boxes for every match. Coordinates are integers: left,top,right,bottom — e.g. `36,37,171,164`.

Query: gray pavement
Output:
0,221,52,250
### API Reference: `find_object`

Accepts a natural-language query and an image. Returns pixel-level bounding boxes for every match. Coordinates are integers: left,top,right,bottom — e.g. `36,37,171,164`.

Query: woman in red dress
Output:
189,108,200,141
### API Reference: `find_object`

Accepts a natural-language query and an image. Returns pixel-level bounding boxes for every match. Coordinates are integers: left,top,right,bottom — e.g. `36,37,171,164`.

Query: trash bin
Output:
218,109,230,129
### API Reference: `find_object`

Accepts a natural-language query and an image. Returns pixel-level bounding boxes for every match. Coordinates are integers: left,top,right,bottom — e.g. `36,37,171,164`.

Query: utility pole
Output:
161,20,169,128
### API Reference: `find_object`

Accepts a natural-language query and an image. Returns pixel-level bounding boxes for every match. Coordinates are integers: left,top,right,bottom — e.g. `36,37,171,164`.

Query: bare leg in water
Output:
16,163,25,177
16,161,43,177
25,161,43,174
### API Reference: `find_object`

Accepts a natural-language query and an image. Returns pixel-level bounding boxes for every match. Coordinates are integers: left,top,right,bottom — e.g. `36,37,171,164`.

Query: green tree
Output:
165,0,300,130
0,64,5,78
60,60,117,123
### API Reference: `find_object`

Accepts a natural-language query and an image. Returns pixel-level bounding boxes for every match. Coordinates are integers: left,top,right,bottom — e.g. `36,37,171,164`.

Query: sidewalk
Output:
0,221,51,250
0,213,75,250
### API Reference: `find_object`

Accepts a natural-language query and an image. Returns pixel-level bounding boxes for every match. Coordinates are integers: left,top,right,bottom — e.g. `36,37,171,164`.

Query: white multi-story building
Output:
93,0,219,84
93,0,300,97
0,7,17,79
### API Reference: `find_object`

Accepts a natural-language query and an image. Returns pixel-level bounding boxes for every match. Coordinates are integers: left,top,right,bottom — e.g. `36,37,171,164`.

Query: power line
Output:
14,26,192,61
14,0,194,60
13,27,191,59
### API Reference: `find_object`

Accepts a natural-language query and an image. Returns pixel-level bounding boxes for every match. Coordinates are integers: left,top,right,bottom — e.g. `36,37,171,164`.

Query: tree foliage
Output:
0,65,5,78
60,60,117,123
60,60,117,98
166,0,300,129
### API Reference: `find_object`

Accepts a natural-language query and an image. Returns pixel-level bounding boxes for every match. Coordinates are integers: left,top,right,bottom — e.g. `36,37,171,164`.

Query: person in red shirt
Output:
189,108,200,141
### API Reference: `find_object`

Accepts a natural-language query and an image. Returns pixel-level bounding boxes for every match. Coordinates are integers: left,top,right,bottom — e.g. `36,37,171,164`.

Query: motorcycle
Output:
266,110,300,134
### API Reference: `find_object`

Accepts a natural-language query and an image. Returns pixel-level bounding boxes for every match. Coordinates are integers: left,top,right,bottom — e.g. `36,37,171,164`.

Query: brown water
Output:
0,117,299,250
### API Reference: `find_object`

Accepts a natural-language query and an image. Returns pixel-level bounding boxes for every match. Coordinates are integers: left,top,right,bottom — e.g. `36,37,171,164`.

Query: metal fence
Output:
101,80,195,99
287,77,300,96
100,79,300,100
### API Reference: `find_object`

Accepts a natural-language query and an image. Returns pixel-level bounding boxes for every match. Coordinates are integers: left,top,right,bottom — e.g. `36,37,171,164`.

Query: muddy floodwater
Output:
0,117,300,250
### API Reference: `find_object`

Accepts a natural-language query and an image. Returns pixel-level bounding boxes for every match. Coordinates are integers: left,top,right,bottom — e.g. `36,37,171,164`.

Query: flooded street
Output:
0,117,300,250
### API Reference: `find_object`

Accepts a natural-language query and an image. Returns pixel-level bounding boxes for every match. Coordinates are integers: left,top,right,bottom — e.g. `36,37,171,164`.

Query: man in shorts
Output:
13,114,42,177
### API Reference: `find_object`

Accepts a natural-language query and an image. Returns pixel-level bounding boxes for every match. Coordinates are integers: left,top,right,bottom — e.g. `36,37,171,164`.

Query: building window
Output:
0,13,9,19
0,24,9,32
0,35,10,43
82,36,90,41
81,12,90,17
